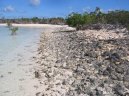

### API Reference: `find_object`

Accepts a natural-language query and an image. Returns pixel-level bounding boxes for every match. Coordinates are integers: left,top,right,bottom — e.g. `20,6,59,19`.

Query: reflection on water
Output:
0,26,42,59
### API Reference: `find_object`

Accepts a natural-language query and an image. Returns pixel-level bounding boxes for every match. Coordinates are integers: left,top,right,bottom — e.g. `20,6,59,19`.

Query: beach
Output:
37,25,129,96
0,24,75,96
0,23,67,28
0,24,129,96
0,24,43,96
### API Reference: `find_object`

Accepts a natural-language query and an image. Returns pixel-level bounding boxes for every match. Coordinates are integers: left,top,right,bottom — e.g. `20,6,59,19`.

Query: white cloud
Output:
30,0,40,6
3,5,14,12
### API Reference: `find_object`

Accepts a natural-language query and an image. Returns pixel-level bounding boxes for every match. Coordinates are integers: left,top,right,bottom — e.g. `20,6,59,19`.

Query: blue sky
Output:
0,0,129,18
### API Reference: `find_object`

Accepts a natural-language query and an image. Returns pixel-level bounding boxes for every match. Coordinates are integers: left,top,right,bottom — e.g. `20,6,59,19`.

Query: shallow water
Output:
0,26,43,96
0,26,42,60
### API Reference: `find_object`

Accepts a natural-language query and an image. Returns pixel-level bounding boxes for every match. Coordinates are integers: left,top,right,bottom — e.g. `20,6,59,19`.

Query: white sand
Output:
0,25,74,96
0,31,41,96
0,23,67,28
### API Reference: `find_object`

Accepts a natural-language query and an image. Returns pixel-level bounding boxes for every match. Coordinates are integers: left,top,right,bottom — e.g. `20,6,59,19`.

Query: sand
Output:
0,30,41,96
0,24,75,96
0,24,73,96
0,23,68,28
0,23,128,96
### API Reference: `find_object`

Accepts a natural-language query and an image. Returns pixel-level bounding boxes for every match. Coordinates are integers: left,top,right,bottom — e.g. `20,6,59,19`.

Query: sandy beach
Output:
0,23,67,28
0,24,75,96
0,25,42,96
0,0,129,95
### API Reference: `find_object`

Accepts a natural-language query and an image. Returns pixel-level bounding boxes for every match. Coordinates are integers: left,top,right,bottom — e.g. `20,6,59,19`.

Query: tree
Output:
95,7,101,15
66,13,84,27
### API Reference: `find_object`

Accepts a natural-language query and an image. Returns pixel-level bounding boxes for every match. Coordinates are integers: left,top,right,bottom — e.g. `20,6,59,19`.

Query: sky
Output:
0,0,129,18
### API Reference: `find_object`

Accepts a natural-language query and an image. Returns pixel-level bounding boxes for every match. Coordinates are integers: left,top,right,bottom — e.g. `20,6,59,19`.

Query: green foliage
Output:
66,7,129,29
10,27,18,35
0,17,65,25
106,10,129,25
66,13,84,27
31,17,40,23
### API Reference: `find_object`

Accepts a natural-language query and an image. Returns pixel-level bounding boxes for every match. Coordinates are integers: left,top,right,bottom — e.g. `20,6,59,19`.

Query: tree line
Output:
0,17,65,25
66,7,129,30
0,7,129,29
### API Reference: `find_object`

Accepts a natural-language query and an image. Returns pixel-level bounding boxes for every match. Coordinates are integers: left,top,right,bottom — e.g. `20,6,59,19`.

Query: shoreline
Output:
0,23,68,28
0,25,75,96
0,27,42,96
0,24,128,95
36,26,129,95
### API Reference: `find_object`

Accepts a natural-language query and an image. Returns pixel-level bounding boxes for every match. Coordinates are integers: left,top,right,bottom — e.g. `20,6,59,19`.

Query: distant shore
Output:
0,23,68,28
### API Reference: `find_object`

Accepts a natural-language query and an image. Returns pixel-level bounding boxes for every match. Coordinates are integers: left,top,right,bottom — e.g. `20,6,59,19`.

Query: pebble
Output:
37,26,129,96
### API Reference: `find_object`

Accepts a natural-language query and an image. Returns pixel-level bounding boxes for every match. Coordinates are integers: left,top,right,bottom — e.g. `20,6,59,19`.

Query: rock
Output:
124,82,129,89
108,53,121,62
115,67,124,74
102,51,111,57
37,26,129,95
55,60,60,63
84,51,98,58
123,75,129,82
113,84,125,96
102,70,109,76
124,93,129,96
34,71,40,78
95,88,104,96
110,72,118,80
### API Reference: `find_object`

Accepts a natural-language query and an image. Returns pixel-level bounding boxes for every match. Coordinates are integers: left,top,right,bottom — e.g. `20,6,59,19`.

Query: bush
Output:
66,7,129,30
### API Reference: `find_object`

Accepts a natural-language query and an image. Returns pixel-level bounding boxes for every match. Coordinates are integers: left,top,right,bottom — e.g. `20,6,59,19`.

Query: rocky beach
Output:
36,25,129,96
0,24,66,96
0,24,129,96
1,0,129,96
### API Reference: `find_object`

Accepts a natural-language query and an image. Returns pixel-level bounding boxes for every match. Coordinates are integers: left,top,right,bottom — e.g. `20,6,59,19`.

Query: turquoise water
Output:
0,26,42,59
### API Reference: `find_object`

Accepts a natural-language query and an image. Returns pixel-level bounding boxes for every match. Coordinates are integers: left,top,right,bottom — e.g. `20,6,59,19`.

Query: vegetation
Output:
10,27,19,35
66,7,129,29
6,22,19,35
1,7,129,30
0,17,65,25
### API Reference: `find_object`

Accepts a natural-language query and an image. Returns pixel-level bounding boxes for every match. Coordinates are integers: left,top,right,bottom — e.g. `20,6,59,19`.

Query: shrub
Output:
10,27,18,35
66,7,129,30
